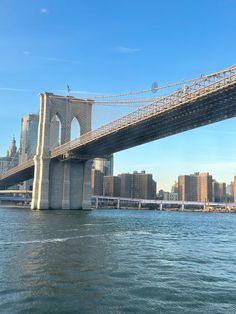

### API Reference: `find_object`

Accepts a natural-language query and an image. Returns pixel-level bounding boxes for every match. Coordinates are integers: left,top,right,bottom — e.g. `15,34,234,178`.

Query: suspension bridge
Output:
0,64,236,209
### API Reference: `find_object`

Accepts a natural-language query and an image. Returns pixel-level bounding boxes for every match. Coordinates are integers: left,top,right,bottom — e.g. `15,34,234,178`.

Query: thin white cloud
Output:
0,87,29,92
115,46,141,54
40,8,48,14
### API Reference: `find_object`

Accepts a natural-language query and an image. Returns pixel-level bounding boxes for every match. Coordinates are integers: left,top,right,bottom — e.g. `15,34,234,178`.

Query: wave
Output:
0,230,155,246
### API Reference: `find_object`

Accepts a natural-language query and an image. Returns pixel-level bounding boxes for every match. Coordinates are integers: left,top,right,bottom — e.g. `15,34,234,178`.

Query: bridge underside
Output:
0,163,34,189
1,83,236,189
70,83,236,156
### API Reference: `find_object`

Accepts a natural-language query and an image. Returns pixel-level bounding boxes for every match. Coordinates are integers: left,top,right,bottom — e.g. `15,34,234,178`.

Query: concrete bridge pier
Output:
31,158,92,210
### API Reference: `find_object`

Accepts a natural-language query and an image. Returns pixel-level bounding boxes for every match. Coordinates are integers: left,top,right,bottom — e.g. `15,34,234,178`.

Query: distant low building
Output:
158,190,178,201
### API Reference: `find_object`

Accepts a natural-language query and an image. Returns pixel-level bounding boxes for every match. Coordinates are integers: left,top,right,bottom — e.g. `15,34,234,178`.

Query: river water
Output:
0,207,236,314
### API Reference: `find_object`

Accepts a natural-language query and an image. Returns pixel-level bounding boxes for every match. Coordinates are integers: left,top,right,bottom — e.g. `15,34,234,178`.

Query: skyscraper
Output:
19,114,39,163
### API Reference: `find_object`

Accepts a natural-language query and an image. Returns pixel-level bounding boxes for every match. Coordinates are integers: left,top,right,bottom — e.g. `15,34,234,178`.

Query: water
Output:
0,208,236,314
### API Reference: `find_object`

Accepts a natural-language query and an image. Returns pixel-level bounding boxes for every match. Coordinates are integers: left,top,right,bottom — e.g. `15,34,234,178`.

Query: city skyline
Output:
1,0,236,190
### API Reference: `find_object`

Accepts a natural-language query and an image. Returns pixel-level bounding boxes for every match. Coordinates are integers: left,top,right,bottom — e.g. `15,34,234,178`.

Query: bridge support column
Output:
82,160,92,210
32,158,92,210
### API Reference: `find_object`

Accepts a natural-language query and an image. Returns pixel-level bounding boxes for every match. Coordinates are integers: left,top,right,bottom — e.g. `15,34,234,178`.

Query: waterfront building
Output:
212,180,226,202
119,173,133,198
178,175,188,201
159,190,178,201
178,172,212,202
91,169,104,195
234,176,236,203
118,171,156,199
132,171,156,199
198,172,212,202
103,176,121,197
227,181,234,202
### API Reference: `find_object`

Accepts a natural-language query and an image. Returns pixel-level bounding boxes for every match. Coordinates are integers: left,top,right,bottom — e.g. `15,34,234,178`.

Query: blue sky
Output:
0,0,236,190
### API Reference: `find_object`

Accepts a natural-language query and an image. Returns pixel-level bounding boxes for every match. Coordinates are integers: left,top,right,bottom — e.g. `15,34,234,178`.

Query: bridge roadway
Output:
1,65,236,188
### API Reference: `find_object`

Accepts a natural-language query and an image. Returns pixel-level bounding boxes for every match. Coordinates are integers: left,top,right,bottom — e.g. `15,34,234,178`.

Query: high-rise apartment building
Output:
198,172,212,202
227,181,234,202
178,172,212,202
234,176,236,203
212,180,226,202
118,171,156,199
132,171,156,199
91,169,104,195
119,173,133,198
103,176,121,197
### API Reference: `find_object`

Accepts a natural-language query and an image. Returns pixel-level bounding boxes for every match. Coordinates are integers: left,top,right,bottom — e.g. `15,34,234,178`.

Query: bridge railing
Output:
1,65,235,181
51,64,236,158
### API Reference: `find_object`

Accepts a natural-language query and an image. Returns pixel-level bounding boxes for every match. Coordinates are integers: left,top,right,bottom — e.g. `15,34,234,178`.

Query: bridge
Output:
92,195,236,212
0,64,236,209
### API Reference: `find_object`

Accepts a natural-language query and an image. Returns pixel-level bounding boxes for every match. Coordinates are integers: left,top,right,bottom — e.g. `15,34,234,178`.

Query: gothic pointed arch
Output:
70,116,81,140
50,113,62,149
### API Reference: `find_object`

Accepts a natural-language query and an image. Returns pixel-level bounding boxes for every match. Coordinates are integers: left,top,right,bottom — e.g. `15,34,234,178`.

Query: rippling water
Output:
0,207,236,314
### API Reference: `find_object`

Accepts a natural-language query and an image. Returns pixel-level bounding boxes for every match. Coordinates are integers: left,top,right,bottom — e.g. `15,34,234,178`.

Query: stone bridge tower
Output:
31,93,93,210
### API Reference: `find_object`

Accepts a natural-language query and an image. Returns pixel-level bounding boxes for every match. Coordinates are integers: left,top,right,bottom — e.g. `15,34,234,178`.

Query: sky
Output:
0,0,236,190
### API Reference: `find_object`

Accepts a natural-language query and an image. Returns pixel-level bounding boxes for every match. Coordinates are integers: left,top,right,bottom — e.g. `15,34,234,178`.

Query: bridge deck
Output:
1,65,236,188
